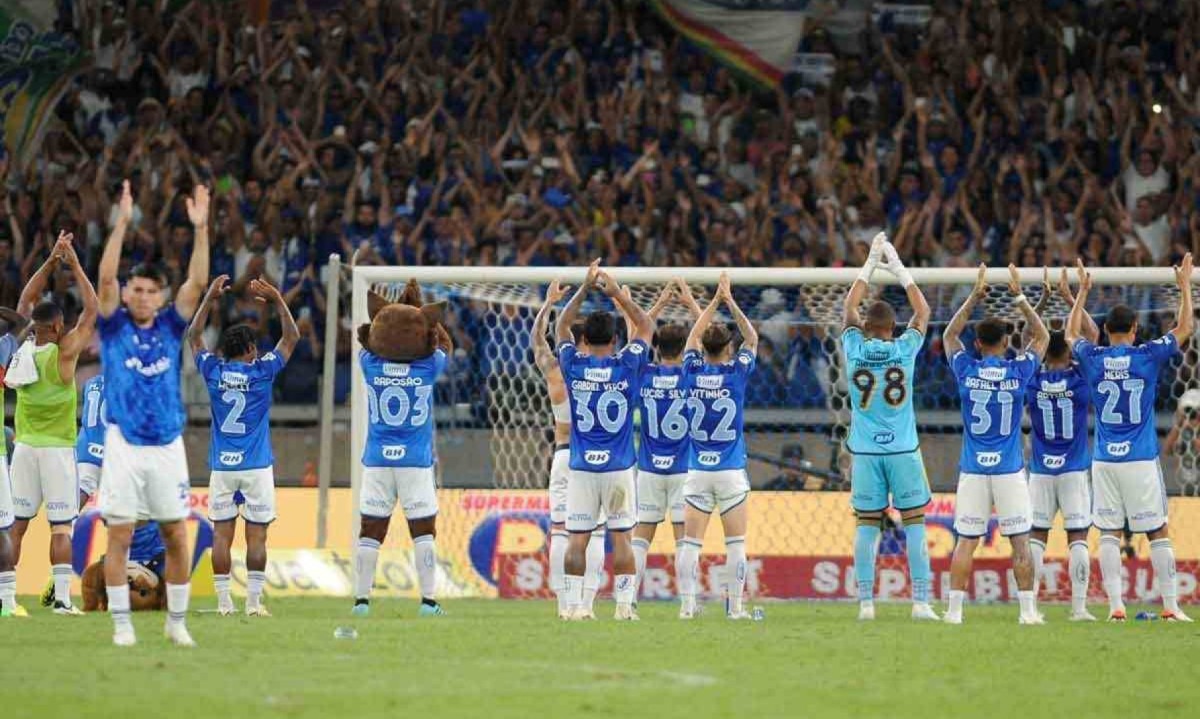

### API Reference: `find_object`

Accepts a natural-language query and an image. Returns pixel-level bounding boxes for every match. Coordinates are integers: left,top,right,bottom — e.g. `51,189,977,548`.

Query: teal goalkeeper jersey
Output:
842,326,922,455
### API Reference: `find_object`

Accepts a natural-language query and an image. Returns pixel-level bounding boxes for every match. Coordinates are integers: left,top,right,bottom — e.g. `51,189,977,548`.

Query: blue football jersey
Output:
1073,335,1178,462
683,348,756,471
130,521,165,563
951,350,1039,474
197,349,287,471
637,363,690,474
1026,365,1091,475
842,327,922,454
98,306,188,445
76,374,107,466
360,348,446,468
558,339,649,472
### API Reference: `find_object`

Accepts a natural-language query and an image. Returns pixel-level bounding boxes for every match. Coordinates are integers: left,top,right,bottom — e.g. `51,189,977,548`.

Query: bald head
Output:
864,301,896,338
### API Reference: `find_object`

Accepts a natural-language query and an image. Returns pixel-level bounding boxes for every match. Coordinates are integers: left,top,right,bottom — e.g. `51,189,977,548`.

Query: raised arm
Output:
719,273,758,354
944,263,989,359
186,275,229,355
1171,252,1194,344
533,279,569,377
672,278,703,319
252,278,300,361
881,239,929,335
174,185,212,320
617,285,637,341
98,181,134,317
17,234,63,316
55,238,99,363
647,282,675,323
1056,266,1099,343
601,271,653,345
1066,259,1093,346
1008,264,1049,360
686,286,723,355
844,233,886,330
555,260,599,345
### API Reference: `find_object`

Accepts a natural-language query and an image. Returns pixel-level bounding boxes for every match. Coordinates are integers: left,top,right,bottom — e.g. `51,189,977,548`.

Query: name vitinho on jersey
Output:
124,356,172,376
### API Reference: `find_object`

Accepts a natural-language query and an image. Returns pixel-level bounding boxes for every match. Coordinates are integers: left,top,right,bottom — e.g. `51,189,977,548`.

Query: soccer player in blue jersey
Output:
352,293,453,618
189,275,298,617
95,180,210,646
0,307,29,617
842,235,938,621
555,261,654,621
1068,256,1194,622
943,264,1049,625
1026,271,1101,621
632,279,703,600
675,272,758,620
76,374,106,508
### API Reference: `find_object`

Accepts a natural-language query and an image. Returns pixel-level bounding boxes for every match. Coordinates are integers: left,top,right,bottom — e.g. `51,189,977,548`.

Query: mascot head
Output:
358,278,449,362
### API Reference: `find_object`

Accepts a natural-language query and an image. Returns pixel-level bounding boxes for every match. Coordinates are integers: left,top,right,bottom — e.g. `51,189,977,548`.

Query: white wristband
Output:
857,258,878,285
1013,293,1028,305
895,266,915,289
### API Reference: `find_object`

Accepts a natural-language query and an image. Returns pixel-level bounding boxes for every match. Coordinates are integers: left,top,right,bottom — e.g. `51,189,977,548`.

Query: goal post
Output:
341,264,1200,602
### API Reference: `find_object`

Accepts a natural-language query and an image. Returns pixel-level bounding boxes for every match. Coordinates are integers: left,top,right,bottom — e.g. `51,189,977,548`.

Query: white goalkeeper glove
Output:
882,240,915,289
858,232,888,284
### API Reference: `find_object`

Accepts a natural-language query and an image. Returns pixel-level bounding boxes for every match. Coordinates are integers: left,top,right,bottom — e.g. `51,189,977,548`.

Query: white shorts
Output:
360,466,438,521
0,462,13,530
637,470,687,524
683,469,750,515
549,448,570,525
1092,460,1168,534
11,444,78,524
210,467,277,524
566,467,636,532
78,463,102,499
954,471,1032,537
98,425,190,525
1029,470,1091,531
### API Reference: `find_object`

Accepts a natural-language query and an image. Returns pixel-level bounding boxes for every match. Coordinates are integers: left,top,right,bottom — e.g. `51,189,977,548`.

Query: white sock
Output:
166,583,189,627
52,564,73,607
549,530,568,612
0,570,17,610
947,589,965,617
583,531,604,610
725,536,747,614
676,539,701,609
1029,539,1046,598
108,583,133,630
1150,538,1180,613
354,537,381,601
214,573,233,609
413,534,438,601
613,574,637,607
564,574,584,610
1099,535,1125,613
631,537,650,598
246,571,266,610
1069,540,1090,614
1017,589,1037,618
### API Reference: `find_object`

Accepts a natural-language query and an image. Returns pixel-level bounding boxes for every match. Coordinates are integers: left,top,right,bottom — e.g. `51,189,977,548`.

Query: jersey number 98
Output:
852,368,906,409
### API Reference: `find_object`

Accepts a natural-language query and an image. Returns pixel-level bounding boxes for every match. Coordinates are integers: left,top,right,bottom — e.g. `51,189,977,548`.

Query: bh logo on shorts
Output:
652,455,675,470
219,451,244,465
87,442,104,459
585,450,610,465
382,445,408,460
698,451,721,466
1043,454,1066,470
1107,442,1131,457
976,452,1002,467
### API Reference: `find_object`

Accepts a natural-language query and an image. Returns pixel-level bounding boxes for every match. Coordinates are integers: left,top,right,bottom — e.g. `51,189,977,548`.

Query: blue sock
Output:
904,521,932,603
854,525,881,602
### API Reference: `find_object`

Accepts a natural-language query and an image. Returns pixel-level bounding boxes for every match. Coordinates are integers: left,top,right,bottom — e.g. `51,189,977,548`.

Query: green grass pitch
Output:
6,598,1197,719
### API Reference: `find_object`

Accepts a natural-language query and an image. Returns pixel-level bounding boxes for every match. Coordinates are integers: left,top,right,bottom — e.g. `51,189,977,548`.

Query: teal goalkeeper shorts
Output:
850,450,932,512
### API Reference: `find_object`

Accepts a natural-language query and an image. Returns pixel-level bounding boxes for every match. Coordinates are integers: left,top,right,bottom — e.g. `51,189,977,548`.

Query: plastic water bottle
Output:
751,606,765,622
1135,611,1158,622
334,626,359,639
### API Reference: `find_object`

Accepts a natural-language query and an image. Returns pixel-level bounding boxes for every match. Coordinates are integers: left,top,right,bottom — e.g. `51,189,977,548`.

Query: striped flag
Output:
648,0,809,88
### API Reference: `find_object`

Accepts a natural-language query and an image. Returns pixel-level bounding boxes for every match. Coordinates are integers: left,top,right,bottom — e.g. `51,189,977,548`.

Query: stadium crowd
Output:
2,0,1199,408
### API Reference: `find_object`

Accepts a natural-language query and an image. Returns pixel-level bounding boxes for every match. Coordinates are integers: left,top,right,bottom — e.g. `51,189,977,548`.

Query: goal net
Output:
348,266,1200,604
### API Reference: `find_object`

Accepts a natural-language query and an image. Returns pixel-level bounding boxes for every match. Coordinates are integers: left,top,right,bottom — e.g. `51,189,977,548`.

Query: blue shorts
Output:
850,450,931,512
